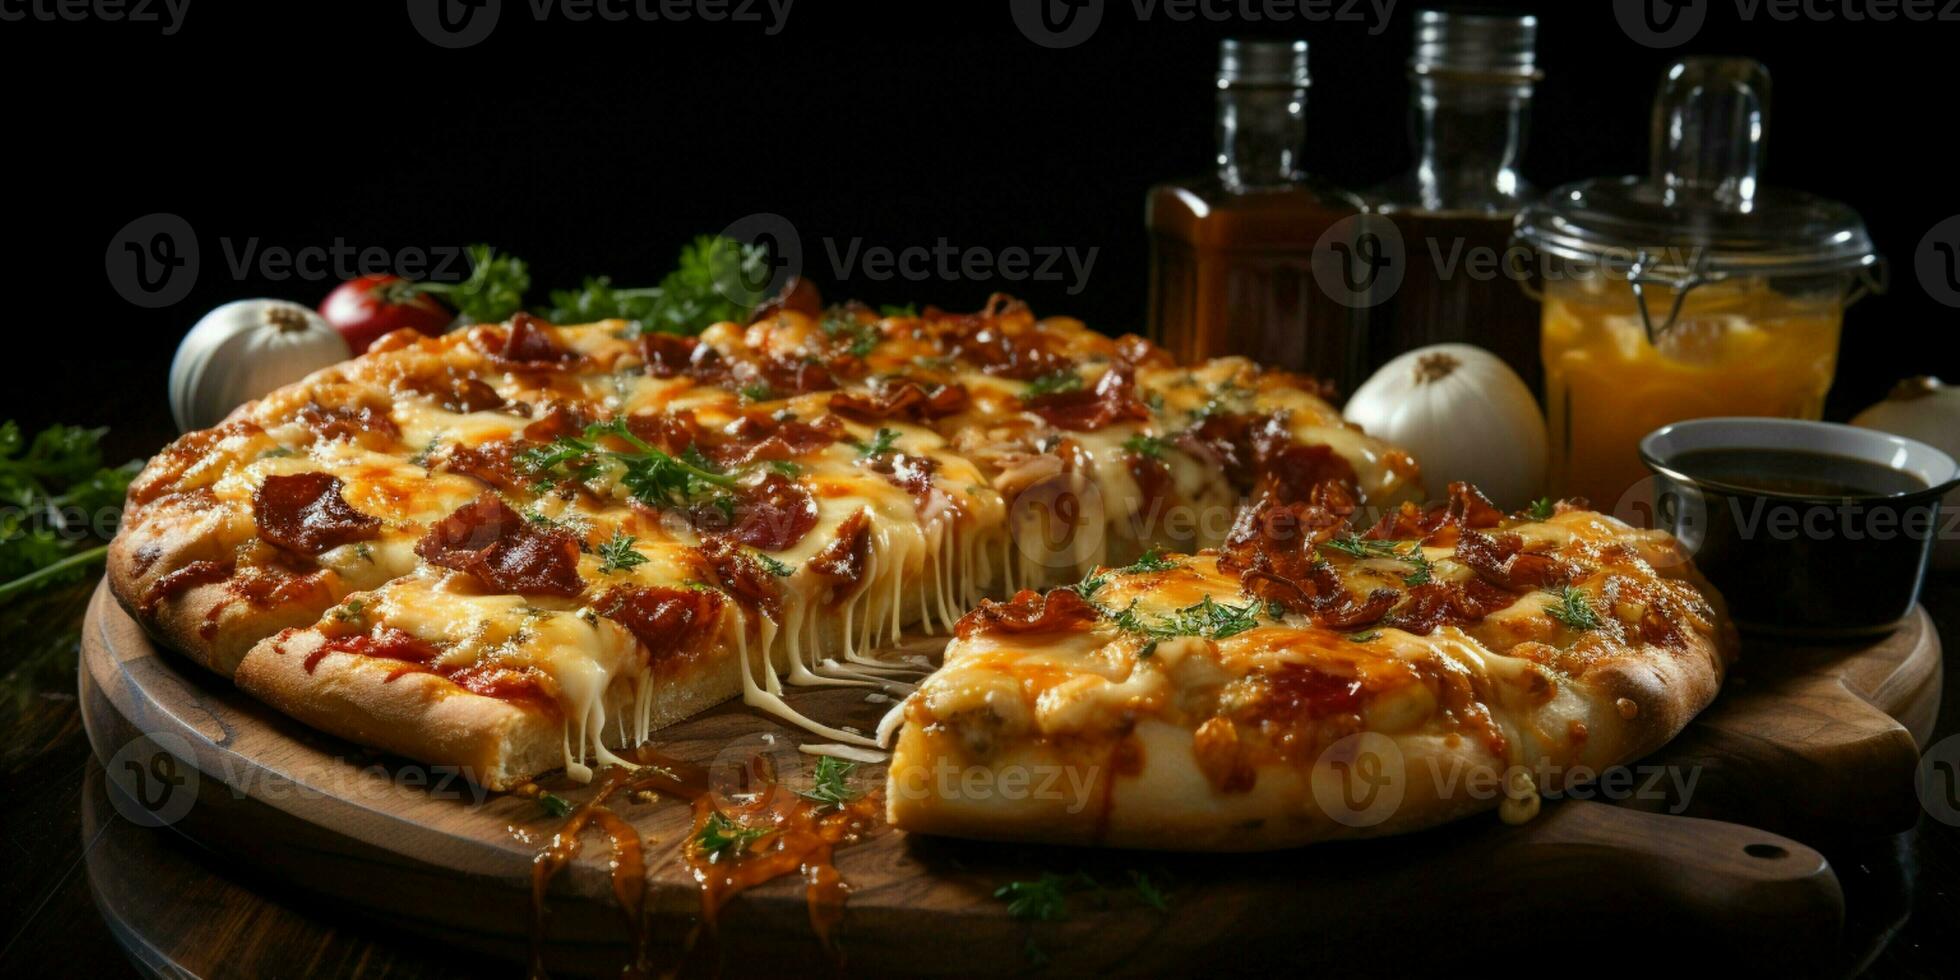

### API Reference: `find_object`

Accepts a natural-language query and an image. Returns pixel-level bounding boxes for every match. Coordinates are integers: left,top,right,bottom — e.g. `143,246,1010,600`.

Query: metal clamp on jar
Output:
1513,57,1883,509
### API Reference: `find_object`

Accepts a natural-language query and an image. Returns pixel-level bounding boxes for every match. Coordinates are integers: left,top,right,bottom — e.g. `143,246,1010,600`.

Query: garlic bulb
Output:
1853,376,1960,568
1344,344,1546,508
169,300,351,432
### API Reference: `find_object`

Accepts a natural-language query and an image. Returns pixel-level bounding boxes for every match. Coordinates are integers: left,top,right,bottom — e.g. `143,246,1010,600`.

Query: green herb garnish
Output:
694,810,771,863
1122,434,1168,459
1129,870,1170,912
1121,550,1179,574
597,532,647,574
753,551,796,577
1527,497,1557,520
853,428,900,460
1546,586,1603,631
994,873,1091,921
538,792,575,818
795,756,863,810
1023,371,1083,397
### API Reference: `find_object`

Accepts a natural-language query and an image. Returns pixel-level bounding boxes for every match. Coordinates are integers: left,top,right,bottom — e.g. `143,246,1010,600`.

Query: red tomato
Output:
319,274,453,354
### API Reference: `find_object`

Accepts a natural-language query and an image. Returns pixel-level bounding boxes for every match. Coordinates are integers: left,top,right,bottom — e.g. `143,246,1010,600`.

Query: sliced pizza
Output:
884,485,1736,849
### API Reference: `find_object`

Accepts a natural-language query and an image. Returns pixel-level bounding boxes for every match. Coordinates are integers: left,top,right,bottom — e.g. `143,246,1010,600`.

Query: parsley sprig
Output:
795,756,864,810
1319,534,1433,587
1546,586,1604,631
523,419,736,511
597,532,647,574
1023,371,1083,397
694,810,772,864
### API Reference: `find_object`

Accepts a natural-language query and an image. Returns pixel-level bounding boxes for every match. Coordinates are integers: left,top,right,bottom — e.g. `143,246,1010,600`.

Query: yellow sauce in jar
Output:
1541,275,1843,508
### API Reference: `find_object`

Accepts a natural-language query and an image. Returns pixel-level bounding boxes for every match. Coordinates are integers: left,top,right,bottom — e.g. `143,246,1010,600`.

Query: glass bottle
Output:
1365,10,1545,395
1515,58,1881,508
1147,39,1366,393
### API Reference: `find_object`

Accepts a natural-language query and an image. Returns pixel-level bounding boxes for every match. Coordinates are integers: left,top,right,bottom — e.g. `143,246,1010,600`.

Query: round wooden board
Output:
79,580,1936,977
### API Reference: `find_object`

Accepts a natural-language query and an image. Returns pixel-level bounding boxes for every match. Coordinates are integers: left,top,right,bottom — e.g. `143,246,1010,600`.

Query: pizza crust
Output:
234,629,746,790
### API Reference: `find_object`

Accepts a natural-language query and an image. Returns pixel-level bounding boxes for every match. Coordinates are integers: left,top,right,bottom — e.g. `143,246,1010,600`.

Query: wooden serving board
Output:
77,581,1939,976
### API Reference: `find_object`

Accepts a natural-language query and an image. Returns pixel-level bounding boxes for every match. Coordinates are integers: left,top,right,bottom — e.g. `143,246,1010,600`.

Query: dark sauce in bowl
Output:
1645,442,1949,638
1667,447,1928,499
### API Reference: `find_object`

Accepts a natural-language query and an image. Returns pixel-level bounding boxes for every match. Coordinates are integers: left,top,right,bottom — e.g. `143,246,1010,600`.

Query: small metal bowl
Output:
1639,418,1960,639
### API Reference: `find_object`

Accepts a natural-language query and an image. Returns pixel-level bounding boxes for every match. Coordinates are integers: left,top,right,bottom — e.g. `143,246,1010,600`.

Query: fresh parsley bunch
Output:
0,422,142,602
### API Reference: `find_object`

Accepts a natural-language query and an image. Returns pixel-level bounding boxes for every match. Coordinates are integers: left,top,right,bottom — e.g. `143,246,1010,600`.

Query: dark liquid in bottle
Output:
1365,209,1543,395
1148,181,1365,396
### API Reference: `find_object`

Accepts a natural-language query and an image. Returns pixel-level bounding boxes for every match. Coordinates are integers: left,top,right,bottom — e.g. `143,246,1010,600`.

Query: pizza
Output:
884,484,1737,849
108,293,1428,793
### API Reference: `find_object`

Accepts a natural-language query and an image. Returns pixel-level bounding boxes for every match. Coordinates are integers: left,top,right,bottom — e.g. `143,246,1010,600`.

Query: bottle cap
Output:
1411,10,1538,81
1218,39,1310,88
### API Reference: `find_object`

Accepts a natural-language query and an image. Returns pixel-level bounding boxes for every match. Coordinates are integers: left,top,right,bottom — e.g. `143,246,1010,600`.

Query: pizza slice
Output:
883,486,1736,849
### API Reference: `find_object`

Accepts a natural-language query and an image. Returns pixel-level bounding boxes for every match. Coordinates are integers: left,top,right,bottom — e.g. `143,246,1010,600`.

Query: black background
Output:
5,0,1957,462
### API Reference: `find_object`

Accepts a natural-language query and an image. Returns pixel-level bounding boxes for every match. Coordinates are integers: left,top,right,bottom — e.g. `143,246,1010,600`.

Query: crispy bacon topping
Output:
829,380,970,424
414,493,584,597
1023,364,1152,432
685,472,818,552
748,276,823,323
1178,411,1359,504
436,440,530,493
953,587,1100,641
641,333,718,379
297,402,400,446
252,472,382,555
713,413,844,467
499,312,579,364
807,509,871,601
1365,482,1505,544
1382,579,1519,635
1112,333,1175,370
596,584,726,670
862,451,939,500
929,296,1064,380
693,537,784,619
1454,529,1580,591
521,401,592,442
404,373,505,414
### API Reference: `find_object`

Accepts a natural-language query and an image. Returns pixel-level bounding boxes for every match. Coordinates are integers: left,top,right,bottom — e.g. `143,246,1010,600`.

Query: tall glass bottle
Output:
1147,39,1365,392
1365,11,1545,395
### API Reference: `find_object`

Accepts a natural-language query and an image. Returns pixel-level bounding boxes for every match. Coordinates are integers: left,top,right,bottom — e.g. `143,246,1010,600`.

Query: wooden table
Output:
5,578,1959,978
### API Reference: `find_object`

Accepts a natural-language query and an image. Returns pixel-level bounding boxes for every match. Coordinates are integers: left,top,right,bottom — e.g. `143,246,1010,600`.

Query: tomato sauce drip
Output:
138,559,233,616
528,748,878,978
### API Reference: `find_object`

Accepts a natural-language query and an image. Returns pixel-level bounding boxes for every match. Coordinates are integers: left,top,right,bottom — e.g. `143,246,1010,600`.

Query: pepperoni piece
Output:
953,588,1100,641
252,473,382,555
414,493,584,597
808,509,871,601
829,380,971,424
596,584,726,670
499,312,579,364
1023,364,1152,432
685,472,819,552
